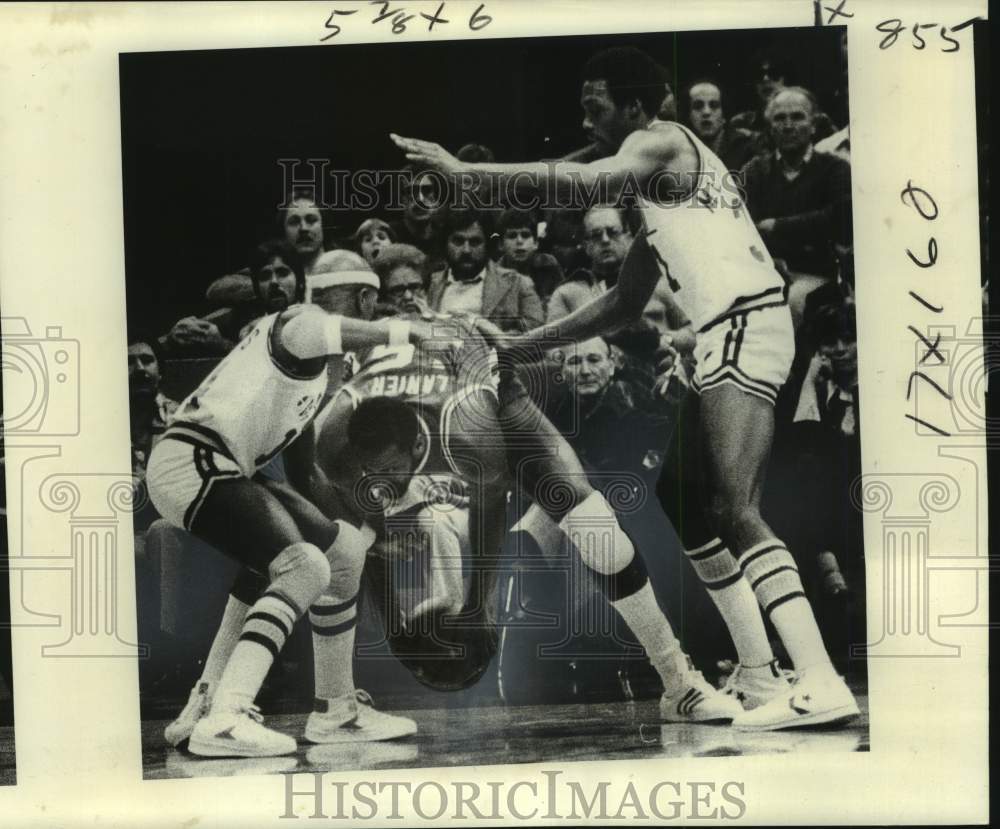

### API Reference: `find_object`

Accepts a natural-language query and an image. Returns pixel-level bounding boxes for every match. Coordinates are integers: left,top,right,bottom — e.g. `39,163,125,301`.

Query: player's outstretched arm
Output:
280,304,432,359
390,130,670,203
498,230,663,358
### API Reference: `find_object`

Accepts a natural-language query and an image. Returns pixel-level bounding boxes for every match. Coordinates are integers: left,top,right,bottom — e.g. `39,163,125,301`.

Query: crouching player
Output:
147,252,436,758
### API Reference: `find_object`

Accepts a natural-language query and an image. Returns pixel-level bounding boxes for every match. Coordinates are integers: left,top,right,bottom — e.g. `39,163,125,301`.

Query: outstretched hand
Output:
390,133,465,176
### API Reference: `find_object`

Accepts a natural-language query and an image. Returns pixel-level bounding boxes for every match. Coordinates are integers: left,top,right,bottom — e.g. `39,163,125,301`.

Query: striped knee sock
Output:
737,539,832,672
212,590,299,714
310,591,360,700
212,543,328,714
685,539,774,667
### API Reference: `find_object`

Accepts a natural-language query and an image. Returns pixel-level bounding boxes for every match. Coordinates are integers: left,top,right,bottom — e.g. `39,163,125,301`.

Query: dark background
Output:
120,26,846,336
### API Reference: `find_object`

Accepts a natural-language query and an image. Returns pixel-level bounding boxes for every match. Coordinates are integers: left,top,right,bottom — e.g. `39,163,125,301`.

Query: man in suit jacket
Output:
426,207,544,332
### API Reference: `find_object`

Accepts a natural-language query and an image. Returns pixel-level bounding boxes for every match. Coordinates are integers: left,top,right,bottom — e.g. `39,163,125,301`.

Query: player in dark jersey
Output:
311,311,510,692
313,288,742,722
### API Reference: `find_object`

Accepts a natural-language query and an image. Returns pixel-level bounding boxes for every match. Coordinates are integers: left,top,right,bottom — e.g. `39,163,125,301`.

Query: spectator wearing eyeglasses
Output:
372,243,432,316
572,206,681,340
546,207,618,323
550,206,690,402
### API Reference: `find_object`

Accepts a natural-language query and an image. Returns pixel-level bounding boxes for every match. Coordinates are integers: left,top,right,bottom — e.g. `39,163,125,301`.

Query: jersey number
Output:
365,344,416,374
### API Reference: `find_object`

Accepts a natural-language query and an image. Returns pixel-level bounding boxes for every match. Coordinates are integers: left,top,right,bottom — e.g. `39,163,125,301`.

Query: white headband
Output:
309,270,381,291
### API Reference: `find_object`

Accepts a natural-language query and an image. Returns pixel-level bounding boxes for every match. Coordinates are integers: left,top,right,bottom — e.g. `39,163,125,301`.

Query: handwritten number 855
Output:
876,18,980,52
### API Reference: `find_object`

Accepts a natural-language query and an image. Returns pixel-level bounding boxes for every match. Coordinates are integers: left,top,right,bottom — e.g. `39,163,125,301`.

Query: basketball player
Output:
312,297,744,723
146,252,435,758
391,45,859,730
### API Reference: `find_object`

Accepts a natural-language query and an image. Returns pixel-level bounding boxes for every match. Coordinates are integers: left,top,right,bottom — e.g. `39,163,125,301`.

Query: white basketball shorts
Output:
691,303,795,405
147,436,243,531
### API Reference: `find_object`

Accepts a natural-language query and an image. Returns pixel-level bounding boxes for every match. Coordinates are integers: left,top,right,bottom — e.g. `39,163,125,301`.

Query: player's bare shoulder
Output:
624,121,691,167
633,120,701,200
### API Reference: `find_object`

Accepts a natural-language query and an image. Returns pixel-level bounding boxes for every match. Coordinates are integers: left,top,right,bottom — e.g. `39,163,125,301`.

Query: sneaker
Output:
164,680,213,749
720,660,793,710
659,656,745,724
732,665,860,731
188,705,297,758
304,690,417,744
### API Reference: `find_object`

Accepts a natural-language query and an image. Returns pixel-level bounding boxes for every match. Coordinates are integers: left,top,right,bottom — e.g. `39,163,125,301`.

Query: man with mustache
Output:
427,207,544,333
204,195,333,324
128,334,176,478
250,240,304,313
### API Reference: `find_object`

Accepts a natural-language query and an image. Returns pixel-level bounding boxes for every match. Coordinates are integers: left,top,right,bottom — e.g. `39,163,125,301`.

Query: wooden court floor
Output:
141,693,869,780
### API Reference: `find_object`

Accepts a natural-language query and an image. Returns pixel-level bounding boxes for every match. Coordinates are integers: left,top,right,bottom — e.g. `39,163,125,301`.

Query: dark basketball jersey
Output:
331,314,505,482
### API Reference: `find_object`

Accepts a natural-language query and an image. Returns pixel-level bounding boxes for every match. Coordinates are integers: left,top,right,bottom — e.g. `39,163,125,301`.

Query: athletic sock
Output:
310,592,360,700
310,521,373,703
560,491,688,695
610,576,687,696
211,543,329,715
737,539,833,672
200,594,250,685
685,538,774,667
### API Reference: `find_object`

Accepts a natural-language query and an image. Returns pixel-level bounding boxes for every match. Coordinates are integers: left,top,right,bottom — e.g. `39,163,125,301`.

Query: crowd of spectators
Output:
130,46,862,705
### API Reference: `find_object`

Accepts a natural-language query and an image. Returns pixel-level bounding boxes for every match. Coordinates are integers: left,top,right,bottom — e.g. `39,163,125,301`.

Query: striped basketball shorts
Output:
147,436,244,531
691,303,795,405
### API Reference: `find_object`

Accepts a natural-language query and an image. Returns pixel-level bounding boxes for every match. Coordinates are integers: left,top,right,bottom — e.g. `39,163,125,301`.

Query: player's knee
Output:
561,491,635,575
708,495,760,541
269,542,331,607
143,517,184,547
325,520,374,591
536,477,593,522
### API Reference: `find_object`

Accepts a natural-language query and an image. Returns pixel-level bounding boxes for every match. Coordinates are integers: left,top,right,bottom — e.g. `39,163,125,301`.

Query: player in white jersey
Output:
147,249,437,757
392,45,858,731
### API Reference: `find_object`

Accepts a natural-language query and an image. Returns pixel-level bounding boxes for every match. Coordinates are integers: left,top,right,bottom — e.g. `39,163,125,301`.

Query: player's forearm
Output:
283,307,420,359
512,286,632,353
465,160,598,196
340,318,419,352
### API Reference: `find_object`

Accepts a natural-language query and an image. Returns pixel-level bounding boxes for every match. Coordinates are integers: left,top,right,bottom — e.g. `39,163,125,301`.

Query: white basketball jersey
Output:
168,310,328,475
638,121,786,332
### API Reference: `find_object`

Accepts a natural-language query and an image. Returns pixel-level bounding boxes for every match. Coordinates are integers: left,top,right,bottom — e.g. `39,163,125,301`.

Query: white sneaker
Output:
660,655,745,724
720,660,793,710
732,665,860,731
304,690,417,744
188,705,297,758
164,680,213,749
